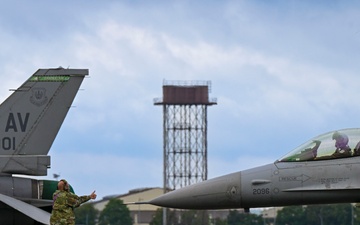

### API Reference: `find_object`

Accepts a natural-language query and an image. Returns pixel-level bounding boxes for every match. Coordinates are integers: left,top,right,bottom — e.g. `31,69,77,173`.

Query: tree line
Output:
75,200,360,225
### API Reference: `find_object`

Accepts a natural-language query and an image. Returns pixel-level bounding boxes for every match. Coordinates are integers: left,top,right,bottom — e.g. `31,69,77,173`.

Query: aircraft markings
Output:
279,174,311,183
226,186,238,199
319,177,349,184
252,188,270,195
2,112,30,151
5,113,30,132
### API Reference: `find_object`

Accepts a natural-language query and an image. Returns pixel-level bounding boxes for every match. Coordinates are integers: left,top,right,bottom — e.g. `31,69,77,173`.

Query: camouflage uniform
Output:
50,190,91,225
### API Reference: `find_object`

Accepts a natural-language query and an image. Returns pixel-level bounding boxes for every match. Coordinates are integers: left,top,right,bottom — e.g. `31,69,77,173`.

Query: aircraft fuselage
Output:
149,158,360,210
148,128,360,210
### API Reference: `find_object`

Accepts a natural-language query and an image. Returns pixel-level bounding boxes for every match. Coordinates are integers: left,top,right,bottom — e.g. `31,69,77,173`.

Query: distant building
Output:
261,207,282,225
92,187,163,225
91,187,231,225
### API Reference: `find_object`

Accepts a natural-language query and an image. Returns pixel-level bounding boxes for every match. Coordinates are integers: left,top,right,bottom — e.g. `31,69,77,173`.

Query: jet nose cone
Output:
149,172,242,210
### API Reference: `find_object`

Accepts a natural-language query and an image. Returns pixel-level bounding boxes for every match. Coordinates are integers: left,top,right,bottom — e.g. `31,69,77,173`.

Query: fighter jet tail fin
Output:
0,68,88,175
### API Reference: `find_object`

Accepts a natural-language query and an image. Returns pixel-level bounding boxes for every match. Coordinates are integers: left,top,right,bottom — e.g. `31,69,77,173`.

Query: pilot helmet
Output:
332,131,349,148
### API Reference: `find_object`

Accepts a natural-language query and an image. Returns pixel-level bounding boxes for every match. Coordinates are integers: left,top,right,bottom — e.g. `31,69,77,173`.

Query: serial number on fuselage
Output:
252,188,270,195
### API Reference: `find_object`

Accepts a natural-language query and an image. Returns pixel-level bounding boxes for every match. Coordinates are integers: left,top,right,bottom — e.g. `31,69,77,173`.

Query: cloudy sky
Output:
1,1,360,199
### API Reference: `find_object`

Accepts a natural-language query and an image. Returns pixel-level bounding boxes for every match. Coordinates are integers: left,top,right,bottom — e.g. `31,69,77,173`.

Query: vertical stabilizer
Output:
0,68,88,175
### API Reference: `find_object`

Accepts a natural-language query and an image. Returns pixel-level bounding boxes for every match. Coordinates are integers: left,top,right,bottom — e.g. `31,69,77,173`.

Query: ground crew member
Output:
50,179,97,225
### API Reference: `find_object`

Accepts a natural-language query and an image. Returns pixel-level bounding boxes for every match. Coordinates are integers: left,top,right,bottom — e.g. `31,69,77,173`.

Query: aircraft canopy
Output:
278,128,360,162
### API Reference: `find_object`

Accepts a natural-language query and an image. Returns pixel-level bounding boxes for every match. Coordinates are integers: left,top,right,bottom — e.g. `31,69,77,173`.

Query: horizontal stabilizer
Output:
0,155,50,175
0,193,50,225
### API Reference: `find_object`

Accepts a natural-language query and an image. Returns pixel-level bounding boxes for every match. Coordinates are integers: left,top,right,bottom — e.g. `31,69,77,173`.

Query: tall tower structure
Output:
154,80,217,192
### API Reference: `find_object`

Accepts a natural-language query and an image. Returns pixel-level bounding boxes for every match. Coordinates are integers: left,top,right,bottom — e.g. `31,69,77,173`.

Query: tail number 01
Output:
2,137,15,150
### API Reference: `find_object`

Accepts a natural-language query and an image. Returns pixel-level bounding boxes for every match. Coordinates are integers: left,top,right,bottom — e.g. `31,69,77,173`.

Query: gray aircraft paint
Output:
0,68,88,225
144,128,360,211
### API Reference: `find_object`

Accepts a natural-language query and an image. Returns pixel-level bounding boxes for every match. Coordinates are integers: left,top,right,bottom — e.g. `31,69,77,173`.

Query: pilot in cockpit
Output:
332,131,352,157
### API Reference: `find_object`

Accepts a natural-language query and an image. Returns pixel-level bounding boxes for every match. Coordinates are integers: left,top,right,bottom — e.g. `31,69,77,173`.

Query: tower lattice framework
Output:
155,80,217,191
